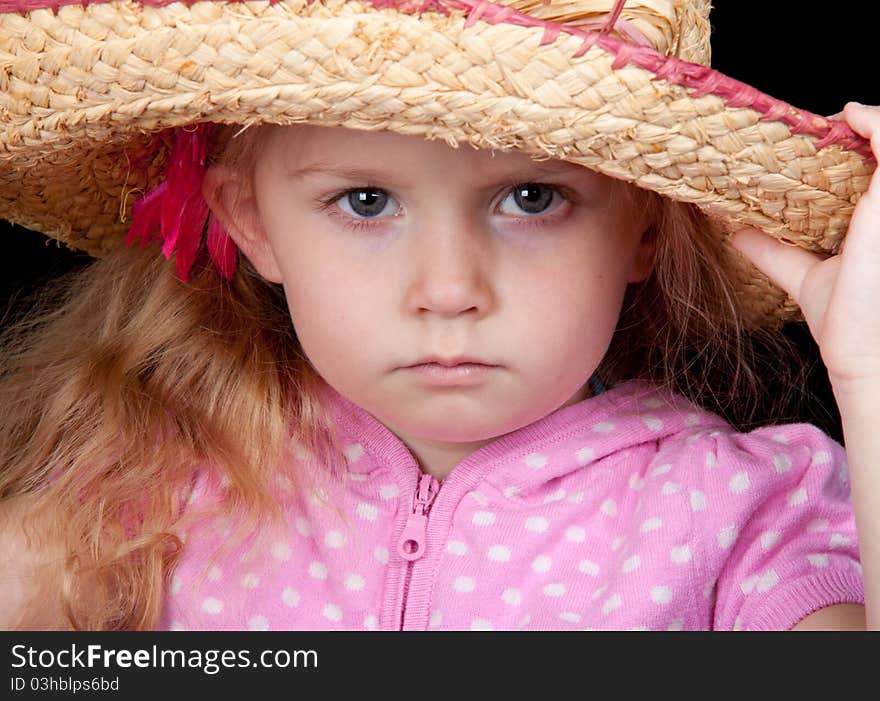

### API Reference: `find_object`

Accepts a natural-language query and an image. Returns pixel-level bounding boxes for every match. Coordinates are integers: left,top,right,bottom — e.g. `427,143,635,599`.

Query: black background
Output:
1,2,874,443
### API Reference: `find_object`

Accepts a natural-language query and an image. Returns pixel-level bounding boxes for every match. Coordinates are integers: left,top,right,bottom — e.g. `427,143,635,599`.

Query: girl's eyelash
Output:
316,183,578,232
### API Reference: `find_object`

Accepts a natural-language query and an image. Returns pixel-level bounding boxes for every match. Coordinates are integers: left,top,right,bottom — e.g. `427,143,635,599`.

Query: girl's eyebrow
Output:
285,159,588,183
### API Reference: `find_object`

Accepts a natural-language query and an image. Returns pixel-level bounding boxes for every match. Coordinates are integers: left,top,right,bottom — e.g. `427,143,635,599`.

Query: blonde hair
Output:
0,122,809,629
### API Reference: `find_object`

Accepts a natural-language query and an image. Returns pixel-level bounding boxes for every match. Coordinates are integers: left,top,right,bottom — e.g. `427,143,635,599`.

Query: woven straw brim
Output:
0,0,874,327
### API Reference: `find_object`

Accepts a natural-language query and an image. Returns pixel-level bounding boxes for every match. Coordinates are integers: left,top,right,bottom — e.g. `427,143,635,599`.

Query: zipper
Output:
397,472,440,628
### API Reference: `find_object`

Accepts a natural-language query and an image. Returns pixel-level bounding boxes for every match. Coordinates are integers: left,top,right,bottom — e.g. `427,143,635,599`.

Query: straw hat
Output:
0,0,874,326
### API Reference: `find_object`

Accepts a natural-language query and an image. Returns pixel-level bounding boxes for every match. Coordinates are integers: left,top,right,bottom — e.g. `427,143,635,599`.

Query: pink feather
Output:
125,123,239,281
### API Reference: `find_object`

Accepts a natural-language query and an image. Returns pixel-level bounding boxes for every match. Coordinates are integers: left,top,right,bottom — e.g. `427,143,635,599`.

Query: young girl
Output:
0,0,875,630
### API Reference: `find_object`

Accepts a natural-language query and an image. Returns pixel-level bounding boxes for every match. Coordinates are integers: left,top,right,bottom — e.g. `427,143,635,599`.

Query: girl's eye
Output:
336,188,400,219
499,184,561,217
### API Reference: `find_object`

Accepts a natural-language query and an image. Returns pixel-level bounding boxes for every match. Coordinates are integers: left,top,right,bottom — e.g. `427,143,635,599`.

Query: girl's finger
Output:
728,227,822,303
843,102,880,140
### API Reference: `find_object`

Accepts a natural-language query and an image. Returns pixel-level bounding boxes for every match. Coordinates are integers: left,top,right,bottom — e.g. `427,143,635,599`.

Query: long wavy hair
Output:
0,122,812,629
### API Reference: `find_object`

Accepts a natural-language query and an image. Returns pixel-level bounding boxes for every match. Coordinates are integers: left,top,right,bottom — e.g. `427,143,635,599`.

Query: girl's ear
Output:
202,165,284,284
628,224,657,283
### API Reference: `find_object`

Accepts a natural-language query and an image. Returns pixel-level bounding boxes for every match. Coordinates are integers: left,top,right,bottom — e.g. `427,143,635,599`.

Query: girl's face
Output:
212,125,653,465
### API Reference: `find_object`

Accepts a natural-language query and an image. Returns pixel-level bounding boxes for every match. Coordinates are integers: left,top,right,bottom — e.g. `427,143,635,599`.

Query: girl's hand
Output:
729,103,880,396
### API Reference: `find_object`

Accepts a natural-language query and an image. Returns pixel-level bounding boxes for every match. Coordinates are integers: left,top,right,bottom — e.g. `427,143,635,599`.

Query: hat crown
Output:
504,0,712,64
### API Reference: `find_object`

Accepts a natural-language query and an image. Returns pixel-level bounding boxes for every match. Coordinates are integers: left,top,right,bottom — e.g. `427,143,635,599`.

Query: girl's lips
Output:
404,362,497,386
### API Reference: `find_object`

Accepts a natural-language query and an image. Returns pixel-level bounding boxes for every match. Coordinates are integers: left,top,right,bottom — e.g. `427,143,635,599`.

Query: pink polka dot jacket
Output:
159,379,864,631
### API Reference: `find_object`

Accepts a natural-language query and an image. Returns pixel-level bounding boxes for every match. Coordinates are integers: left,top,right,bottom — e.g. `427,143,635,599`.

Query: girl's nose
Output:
404,215,494,318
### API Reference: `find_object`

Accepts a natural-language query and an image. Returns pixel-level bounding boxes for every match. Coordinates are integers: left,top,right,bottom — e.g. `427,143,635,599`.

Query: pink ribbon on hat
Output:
125,123,238,282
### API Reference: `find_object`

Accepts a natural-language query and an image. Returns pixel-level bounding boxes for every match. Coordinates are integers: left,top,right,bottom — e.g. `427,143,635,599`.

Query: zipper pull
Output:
397,473,439,561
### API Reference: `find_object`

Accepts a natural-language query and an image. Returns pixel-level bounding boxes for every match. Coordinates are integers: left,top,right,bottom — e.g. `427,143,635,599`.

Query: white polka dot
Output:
788,486,808,506
651,463,673,477
488,545,511,562
685,413,701,426
543,583,566,597
829,533,851,548
757,569,779,593
567,491,585,503
543,488,566,503
502,588,522,606
308,486,329,505
773,453,792,473
593,421,615,433
643,416,663,431
718,525,738,549
525,516,549,533
703,581,716,600
207,565,223,582
518,613,532,628
374,546,389,565
760,531,781,550
472,511,496,526
621,555,640,573
271,541,292,561
565,526,586,543
807,554,829,568
667,618,685,631
579,559,600,576
532,555,552,573
641,517,662,532
576,447,595,465
324,530,346,548
169,621,186,631
729,471,750,494
345,443,365,464
503,485,521,498
839,463,849,484
733,616,744,631
629,625,650,631
602,594,622,614
807,518,829,532
429,610,443,628
525,453,548,469
202,598,223,615
323,604,342,622
453,576,476,593
364,614,378,630
447,541,468,556
248,615,269,631
670,545,692,564
379,484,399,500
629,473,646,490
705,452,718,469
662,481,681,495
345,574,366,591
468,491,489,507
171,575,182,596
643,397,663,409
347,473,367,483
740,574,758,595
241,573,260,589
295,517,313,537
650,586,673,604
281,587,300,608
275,474,294,494
309,561,328,579
357,503,378,521
559,611,581,623
471,618,493,631
689,490,707,511
592,584,609,601
611,536,627,551
811,450,831,466
601,499,618,517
